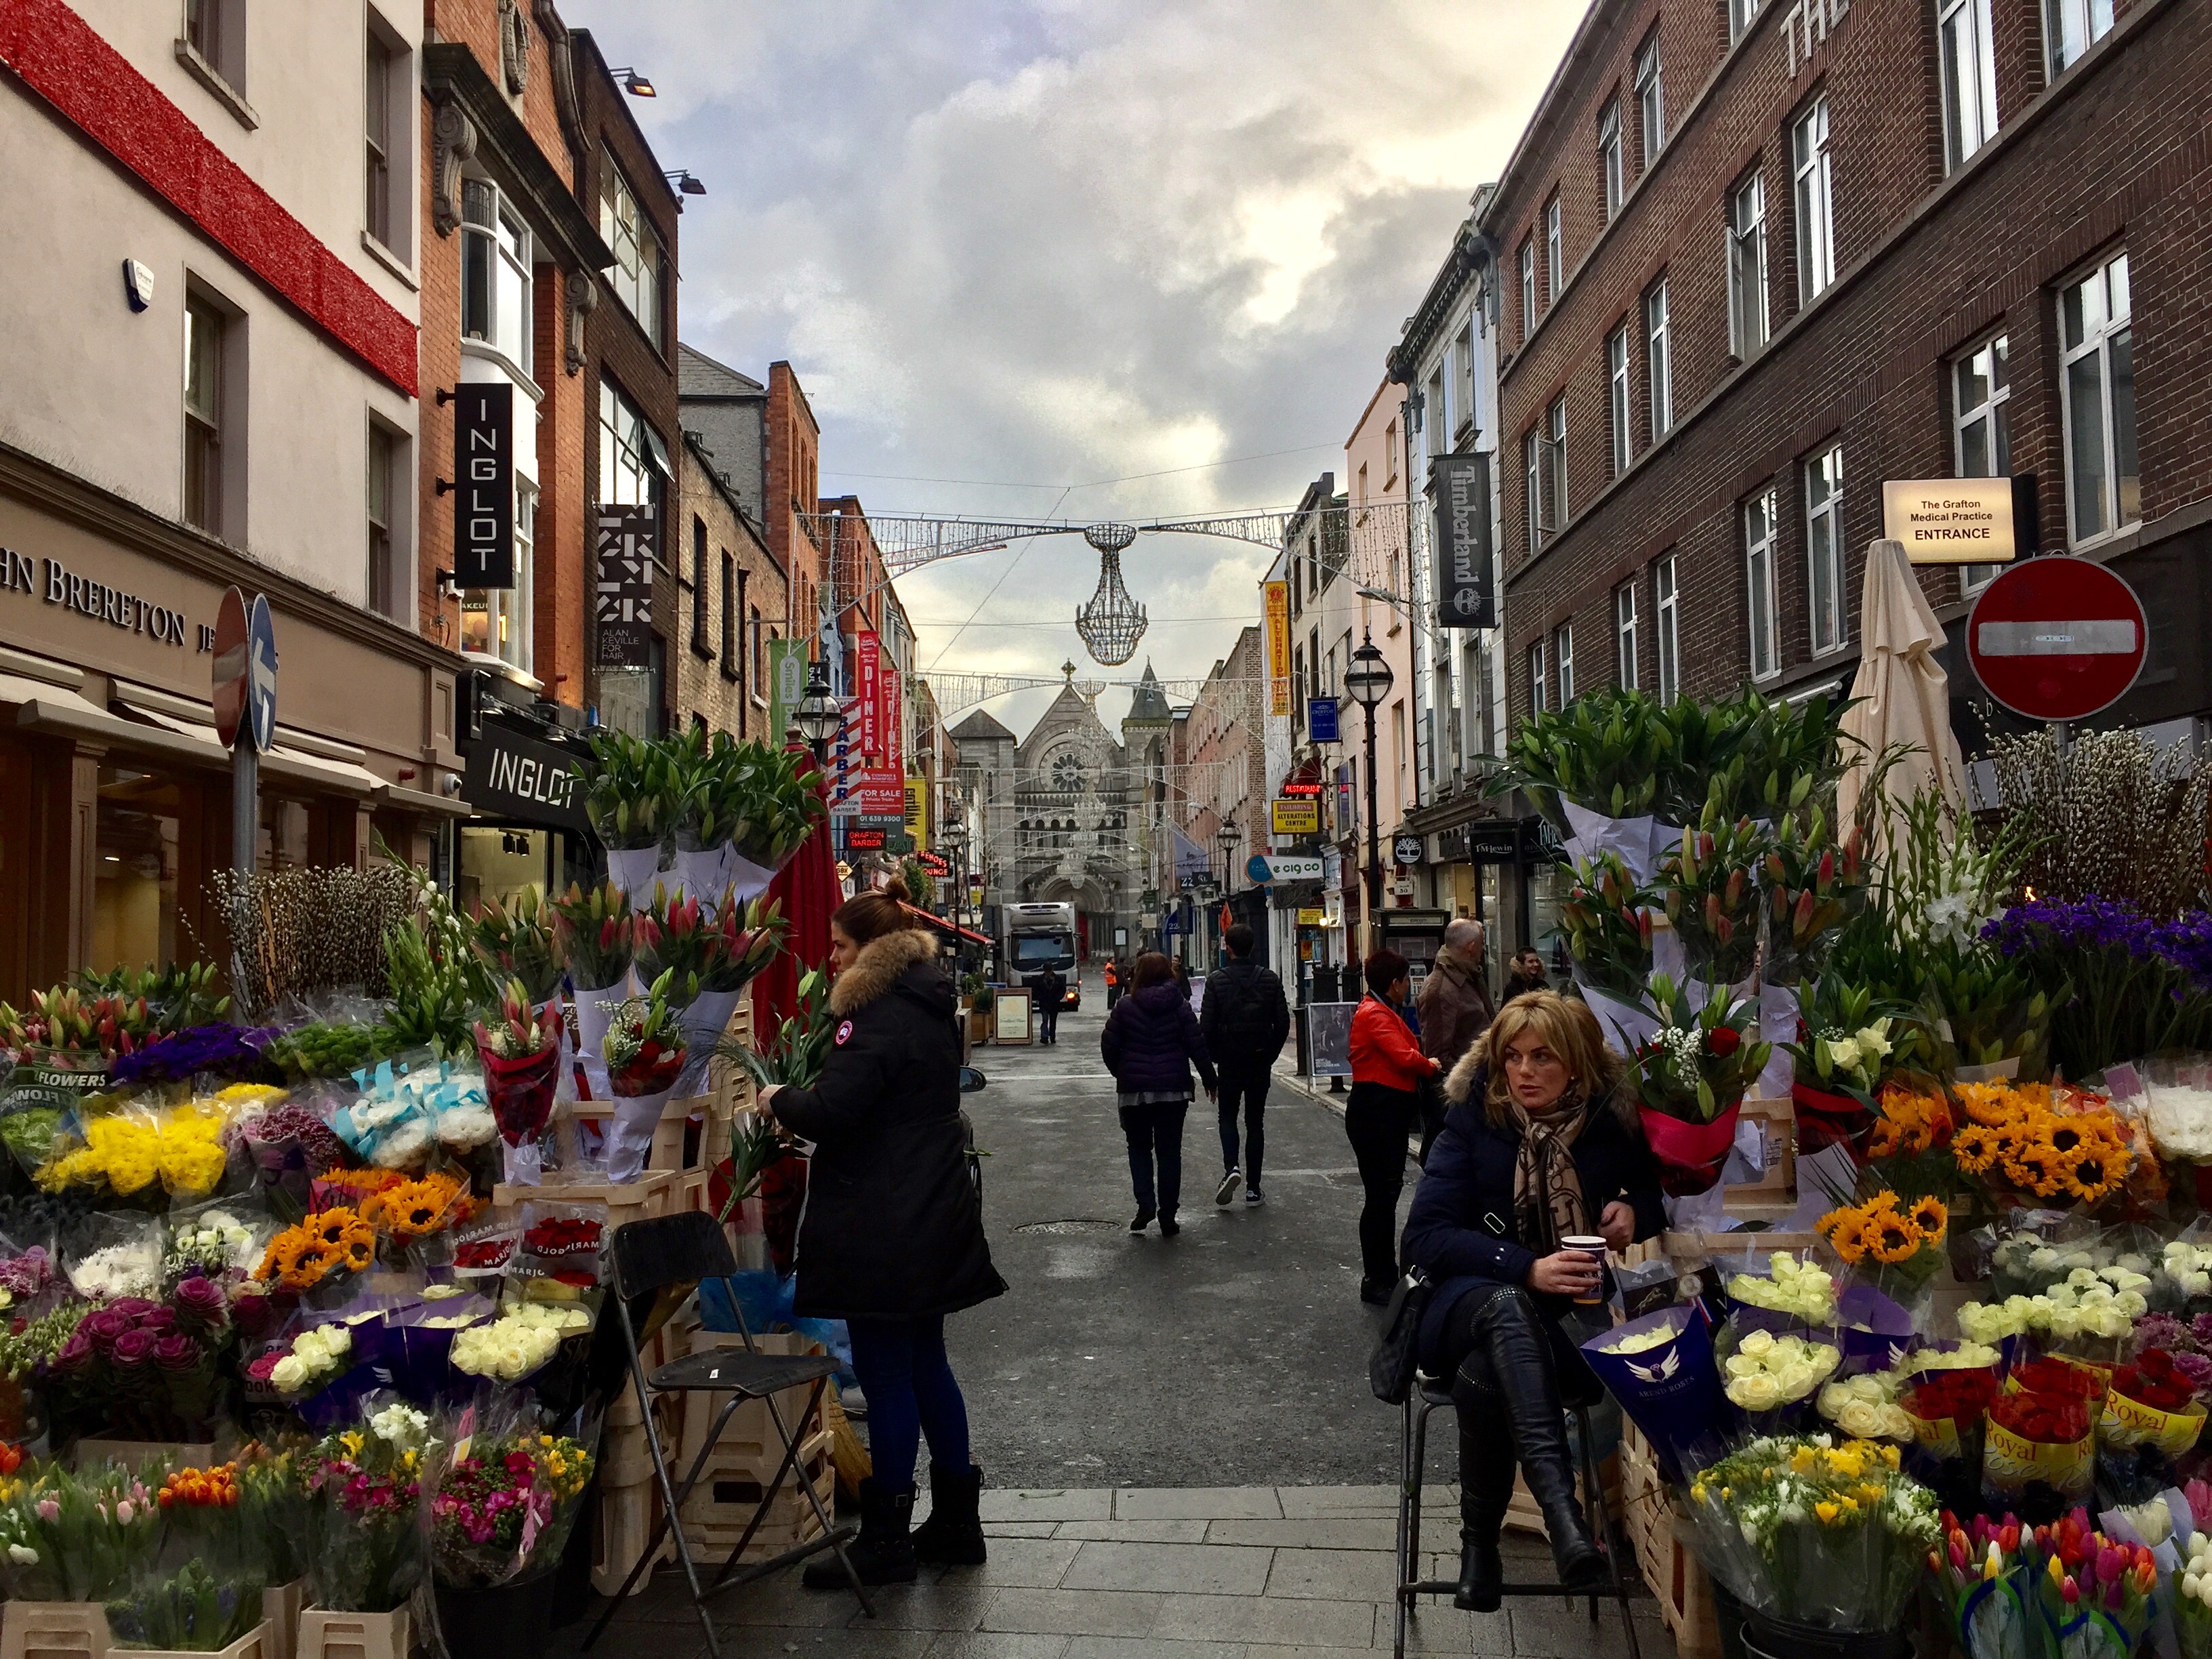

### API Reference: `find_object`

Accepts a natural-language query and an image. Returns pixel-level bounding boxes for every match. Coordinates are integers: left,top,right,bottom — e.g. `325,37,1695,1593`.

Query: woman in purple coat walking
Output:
1100,951,1218,1236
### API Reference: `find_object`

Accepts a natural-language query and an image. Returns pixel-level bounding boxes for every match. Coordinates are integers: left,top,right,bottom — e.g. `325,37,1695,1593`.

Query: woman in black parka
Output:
764,890,1006,1588
1400,989,1663,1613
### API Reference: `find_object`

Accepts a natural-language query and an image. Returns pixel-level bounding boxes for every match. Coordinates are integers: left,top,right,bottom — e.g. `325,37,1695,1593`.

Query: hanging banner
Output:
882,663,903,779
594,507,656,669
857,631,881,761
453,382,514,588
1263,580,1292,716
1433,453,1494,628
905,775,928,847
766,637,807,744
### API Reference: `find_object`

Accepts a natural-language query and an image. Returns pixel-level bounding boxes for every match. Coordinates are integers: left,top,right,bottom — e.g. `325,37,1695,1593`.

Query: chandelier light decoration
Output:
1075,522,1147,666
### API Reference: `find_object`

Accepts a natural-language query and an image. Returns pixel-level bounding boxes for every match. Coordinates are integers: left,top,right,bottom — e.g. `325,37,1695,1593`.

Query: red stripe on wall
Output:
0,0,418,397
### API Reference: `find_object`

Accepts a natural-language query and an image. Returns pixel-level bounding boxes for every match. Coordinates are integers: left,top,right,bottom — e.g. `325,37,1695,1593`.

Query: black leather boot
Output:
912,1462,987,1567
1475,1290,1609,1593
1452,1403,1513,1612
804,1477,916,1588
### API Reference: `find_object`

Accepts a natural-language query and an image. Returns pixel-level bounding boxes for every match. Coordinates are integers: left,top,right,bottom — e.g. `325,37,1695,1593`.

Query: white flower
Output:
1602,1327,1672,1356
269,1355,308,1393
7,1544,37,1565
422,1284,466,1300
434,1104,498,1149
369,1402,433,1449
369,1119,433,1169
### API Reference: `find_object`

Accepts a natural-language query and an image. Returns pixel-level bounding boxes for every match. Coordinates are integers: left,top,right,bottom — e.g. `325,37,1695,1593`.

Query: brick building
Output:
764,363,823,651
675,429,786,744
1480,0,2211,752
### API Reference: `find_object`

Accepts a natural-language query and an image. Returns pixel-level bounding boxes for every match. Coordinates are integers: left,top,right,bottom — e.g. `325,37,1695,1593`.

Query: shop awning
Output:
119,701,386,796
901,902,991,948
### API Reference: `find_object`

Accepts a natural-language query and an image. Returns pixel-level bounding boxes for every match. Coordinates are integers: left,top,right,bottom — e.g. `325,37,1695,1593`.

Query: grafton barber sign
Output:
0,548,194,647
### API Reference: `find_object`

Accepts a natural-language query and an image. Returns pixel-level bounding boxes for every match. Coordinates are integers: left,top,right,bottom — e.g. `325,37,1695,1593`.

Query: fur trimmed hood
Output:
1444,1042,1484,1106
829,928,939,1015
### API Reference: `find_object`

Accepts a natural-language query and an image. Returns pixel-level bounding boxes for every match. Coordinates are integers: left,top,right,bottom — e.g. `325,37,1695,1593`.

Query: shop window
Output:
258,796,316,872
460,483,533,672
93,766,183,973
457,824,557,918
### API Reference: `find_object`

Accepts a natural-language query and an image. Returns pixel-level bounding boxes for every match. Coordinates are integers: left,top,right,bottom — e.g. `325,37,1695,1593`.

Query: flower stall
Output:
1492,682,2212,1659
0,731,834,1659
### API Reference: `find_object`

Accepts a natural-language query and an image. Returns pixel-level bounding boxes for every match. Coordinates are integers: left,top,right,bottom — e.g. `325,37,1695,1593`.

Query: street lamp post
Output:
1214,816,1240,967
943,821,971,976
1344,633,1394,963
794,665,842,764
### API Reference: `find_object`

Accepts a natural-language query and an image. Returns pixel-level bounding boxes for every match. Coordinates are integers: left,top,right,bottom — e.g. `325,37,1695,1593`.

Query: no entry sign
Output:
1965,557,2146,724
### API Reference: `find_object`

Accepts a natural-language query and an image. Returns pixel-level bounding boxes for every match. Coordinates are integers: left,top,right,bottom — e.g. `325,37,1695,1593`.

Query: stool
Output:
1391,1370,1641,1659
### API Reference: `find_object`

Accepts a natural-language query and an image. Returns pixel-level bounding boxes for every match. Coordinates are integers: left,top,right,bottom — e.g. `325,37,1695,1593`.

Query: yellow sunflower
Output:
1819,1208,1870,1265
1951,1122,2003,1175
1869,1212,1923,1265
2064,1143,2130,1206
1907,1196,1947,1242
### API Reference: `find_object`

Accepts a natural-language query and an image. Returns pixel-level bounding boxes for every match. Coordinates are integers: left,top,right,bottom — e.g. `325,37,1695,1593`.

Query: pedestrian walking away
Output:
1032,962,1067,1045
1200,922,1289,1206
1100,951,1217,1237
1414,918,1495,1163
1401,989,1663,1613
1344,949,1440,1304
761,890,1008,1589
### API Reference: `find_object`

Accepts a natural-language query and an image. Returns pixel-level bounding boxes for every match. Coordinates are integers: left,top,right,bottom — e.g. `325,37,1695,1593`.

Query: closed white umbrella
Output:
1835,537,1968,841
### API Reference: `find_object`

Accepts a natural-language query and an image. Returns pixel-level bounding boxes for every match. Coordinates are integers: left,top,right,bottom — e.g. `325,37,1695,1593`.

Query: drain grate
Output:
1013,1218,1121,1235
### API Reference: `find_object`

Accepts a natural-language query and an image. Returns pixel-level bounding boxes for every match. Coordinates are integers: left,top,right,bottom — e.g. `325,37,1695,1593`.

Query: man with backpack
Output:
1033,964,1067,1045
1200,923,1291,1206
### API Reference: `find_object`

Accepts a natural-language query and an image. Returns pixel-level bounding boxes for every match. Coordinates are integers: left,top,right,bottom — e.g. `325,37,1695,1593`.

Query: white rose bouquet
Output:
1816,1372,1916,1442
1721,1328,1840,1420
1725,1252,1839,1326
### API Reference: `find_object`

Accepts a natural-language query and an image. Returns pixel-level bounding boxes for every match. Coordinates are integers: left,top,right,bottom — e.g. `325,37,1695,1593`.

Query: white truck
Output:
1004,900,1078,996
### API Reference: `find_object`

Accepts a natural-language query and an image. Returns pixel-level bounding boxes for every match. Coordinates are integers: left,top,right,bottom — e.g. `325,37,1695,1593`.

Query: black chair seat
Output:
651,1348,840,1397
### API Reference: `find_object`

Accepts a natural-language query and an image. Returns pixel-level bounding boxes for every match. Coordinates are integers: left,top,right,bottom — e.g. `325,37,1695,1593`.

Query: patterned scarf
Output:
1507,1086,1591,1254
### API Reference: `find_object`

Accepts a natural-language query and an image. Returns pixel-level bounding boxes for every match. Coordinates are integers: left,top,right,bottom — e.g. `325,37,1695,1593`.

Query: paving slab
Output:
1208,1517,1401,1550
1263,1548,1398,1601
984,1489,1121,1522
1113,1487,1286,1520
1060,1540,1277,1595
1152,1594,1378,1649
923,1635,1076,1659
1056,1519,1213,1543
979,1588,1169,1639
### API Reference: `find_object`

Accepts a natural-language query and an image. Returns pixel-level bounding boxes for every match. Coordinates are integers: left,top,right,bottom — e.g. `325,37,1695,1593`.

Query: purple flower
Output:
151,1332,201,1372
2190,1311,2212,1350
171,1275,228,1330
47,1330,93,1374
2137,1311,2188,1353
109,1023,276,1088
110,1328,157,1368
142,1305,178,1336
81,1307,131,1351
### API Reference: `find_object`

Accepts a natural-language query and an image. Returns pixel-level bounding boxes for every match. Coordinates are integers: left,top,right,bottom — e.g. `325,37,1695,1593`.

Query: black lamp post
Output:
794,665,842,763
1344,633,1393,962
1214,816,1240,966
943,820,970,973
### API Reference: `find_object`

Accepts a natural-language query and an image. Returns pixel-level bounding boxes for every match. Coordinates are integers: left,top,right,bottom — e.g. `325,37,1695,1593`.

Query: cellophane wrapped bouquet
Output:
302,1397,438,1612
105,1462,264,1654
0,1456,163,1603
474,980,562,1185
427,1396,596,1590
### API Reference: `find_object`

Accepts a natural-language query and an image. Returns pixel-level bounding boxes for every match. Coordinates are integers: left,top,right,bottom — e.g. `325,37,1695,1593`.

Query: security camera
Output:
441,773,463,795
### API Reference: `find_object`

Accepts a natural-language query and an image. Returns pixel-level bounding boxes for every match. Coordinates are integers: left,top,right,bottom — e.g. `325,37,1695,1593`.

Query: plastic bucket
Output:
1740,1610,1911,1659
434,1570,556,1659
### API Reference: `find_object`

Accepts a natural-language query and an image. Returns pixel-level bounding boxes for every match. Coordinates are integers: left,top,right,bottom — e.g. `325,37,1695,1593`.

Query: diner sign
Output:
1881,477,2016,564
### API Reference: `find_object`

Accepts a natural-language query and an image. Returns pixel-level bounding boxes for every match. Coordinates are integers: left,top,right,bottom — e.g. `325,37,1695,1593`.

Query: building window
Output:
367,422,399,618
1615,582,1638,689
1745,487,1780,680
1635,34,1664,164
183,0,245,94
1607,324,1632,476
1599,104,1623,222
1805,444,1845,653
2059,251,2137,545
1523,428,1542,556
1427,367,1450,467
364,30,393,249
1728,170,1769,359
1543,395,1568,535
460,180,532,375
1544,195,1563,302
1519,238,1536,340
722,552,740,670
598,377,667,513
1644,281,1671,439
1729,0,1763,43
2047,0,2114,73
691,516,710,653
1654,555,1679,702
600,149,663,348
1793,96,1835,304
1528,641,1547,716
462,485,533,673
1554,624,1575,707
182,291,225,535
1954,335,2012,593
1939,0,1999,171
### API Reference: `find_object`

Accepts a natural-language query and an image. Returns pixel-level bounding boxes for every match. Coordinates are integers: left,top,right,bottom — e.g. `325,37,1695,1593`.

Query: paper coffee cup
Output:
1561,1235,1610,1304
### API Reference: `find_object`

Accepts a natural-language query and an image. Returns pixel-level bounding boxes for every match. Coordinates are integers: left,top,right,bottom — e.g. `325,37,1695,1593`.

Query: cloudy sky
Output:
564,0,1580,736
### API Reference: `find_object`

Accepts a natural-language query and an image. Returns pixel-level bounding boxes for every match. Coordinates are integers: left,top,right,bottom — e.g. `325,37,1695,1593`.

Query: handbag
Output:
1368,1267,1434,1405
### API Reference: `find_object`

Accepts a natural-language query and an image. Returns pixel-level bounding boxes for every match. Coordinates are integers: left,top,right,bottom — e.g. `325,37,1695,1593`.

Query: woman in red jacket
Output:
1347,949,1442,1305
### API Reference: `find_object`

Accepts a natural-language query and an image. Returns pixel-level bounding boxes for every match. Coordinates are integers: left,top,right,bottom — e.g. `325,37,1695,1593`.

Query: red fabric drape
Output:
750,744,842,1036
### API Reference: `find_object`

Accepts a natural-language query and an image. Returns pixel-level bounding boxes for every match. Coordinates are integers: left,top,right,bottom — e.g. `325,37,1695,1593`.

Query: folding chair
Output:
583,1211,873,1658
1391,1363,1641,1659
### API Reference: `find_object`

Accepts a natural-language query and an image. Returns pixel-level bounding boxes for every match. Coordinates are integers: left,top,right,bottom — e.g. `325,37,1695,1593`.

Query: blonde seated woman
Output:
1399,989,1664,1612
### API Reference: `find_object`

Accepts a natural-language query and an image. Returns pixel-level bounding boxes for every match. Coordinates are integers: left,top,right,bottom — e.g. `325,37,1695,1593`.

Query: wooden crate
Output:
1620,1438,1722,1659
1503,1450,1620,1537
1726,1095,1798,1208
263,1580,304,1659
561,1094,722,1173
709,1001,756,1120
593,1475,674,1598
601,1390,689,1485
127,1623,268,1659
491,1168,676,1218
676,1427,834,1564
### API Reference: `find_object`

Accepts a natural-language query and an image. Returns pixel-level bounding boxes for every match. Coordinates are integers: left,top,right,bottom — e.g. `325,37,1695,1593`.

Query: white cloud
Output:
564,0,1574,728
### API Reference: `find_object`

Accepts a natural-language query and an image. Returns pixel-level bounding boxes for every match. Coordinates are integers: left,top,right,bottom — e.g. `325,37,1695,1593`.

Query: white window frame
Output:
367,419,399,619
1523,427,1543,556
1454,326,1477,437
599,377,667,515
1599,104,1623,222
2057,251,2137,547
1793,96,1835,304
2047,0,2114,75
1644,281,1672,439
1544,395,1568,533
1654,556,1679,703
1728,170,1769,359
1939,0,1999,171
1745,487,1780,681
1528,640,1547,716
1519,238,1536,340
1952,333,2012,594
1729,0,1764,44
461,178,533,379
1635,35,1664,164
1554,623,1575,707
600,148,663,348
182,290,225,536
1615,582,1638,689
1544,196,1563,303
1429,367,1452,459
1607,325,1632,476
1805,444,1845,654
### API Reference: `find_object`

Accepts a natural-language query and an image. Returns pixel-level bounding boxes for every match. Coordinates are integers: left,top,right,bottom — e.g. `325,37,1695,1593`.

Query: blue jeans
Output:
1119,1099,1187,1217
845,1314,972,1494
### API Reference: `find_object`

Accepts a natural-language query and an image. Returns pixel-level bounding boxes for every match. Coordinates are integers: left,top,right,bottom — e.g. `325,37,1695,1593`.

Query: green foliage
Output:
722,968,837,1090
73,962,229,1033
583,728,688,851
468,886,565,1002
1761,808,1870,986
1631,974,1772,1122
588,727,827,863
1659,806,1771,986
1557,851,1655,1000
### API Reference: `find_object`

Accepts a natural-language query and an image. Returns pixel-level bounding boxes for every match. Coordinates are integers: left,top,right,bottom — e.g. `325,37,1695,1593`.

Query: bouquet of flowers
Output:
1660,809,1771,987
474,981,562,1186
2158,1237,2212,1311
1558,853,1656,1002
247,1323,354,1401
43,1277,234,1440
1629,976,1771,1197
1986,1369,2097,1517
449,1301,593,1385
302,1398,438,1612
1782,979,1899,1158
36,1099,237,1200
1929,1511,2040,1659
108,1024,272,1090
428,1414,596,1590
1904,1368,2003,1509
674,732,830,903
1819,1191,1950,1303
1761,811,1868,987
601,975,688,1182
1581,1306,1730,1483
163,1205,268,1285
2098,1347,2208,1500
2032,1509,2158,1659
264,1021,384,1085
234,1443,308,1591
468,888,565,1003
2131,1311,2212,1402
1816,1371,1917,1443
254,1207,377,1298
1721,1328,1841,1423
329,1054,493,1171
635,886,788,1089
0,1459,163,1603
583,728,687,857
731,967,836,1090
106,1463,264,1654
1685,1435,1940,1632
1951,1081,2137,1213
1725,1252,1839,1326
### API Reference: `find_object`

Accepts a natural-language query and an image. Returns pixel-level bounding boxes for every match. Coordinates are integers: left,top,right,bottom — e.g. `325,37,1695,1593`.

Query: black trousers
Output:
1216,1061,1270,1186
1120,1099,1187,1217
1343,1081,1419,1286
1038,1003,1059,1043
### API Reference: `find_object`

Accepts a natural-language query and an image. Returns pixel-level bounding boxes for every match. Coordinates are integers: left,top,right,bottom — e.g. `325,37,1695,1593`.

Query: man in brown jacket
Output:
1416,918,1495,1074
